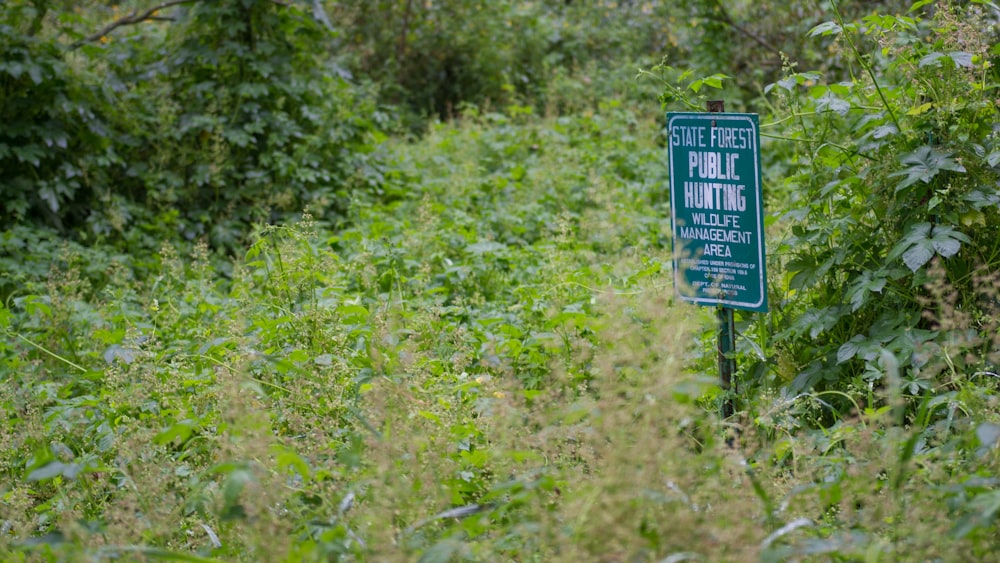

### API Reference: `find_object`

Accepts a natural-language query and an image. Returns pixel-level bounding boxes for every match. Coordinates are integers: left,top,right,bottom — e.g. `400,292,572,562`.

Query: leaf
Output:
2,61,24,79
200,524,222,549
816,91,850,116
215,463,254,521
902,244,935,272
465,241,507,255
953,491,1000,538
918,51,973,69
965,187,1000,209
837,334,866,364
846,271,887,312
919,52,947,68
154,419,197,446
274,447,311,481
871,124,898,140
976,423,1000,449
890,146,966,191
337,303,370,322
929,227,967,257
701,73,730,89
27,64,43,85
286,349,310,363
27,461,81,482
417,410,442,424
760,518,814,549
103,344,140,365
949,51,974,68
808,21,843,36
38,187,60,213
888,223,970,272
789,361,826,394
788,306,844,339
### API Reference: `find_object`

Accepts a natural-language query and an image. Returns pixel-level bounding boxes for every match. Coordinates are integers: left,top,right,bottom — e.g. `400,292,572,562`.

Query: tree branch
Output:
71,0,201,49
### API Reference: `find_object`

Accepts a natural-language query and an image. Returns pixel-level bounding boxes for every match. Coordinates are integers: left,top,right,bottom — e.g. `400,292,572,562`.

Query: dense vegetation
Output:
2,0,999,560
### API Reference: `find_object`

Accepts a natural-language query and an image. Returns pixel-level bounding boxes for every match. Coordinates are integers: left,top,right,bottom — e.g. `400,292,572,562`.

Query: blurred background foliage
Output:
1,0,923,251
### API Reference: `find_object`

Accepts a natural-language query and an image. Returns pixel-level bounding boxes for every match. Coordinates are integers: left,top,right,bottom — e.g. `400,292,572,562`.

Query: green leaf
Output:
465,241,507,255
816,91,850,116
154,419,197,446
808,21,843,36
27,461,81,482
929,227,967,257
906,102,933,116
701,73,730,89
918,52,972,68
953,491,1000,538
212,462,254,521
274,447,311,482
890,146,966,192
837,334,865,364
965,188,1000,209
872,124,898,139
287,349,310,363
976,423,1000,449
919,52,947,68
417,410,442,424
337,303,370,323
902,244,935,273
888,223,970,272
949,51,974,67
689,73,730,93
103,344,140,365
2,61,25,79
846,270,887,312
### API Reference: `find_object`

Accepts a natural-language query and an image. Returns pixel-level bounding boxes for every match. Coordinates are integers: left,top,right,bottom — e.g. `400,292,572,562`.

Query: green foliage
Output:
132,0,387,247
0,6,104,229
2,0,1000,561
1,0,388,249
1,98,687,560
756,0,1000,405
331,0,688,122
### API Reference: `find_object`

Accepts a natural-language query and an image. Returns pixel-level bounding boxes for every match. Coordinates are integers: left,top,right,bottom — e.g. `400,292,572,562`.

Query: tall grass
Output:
2,96,999,562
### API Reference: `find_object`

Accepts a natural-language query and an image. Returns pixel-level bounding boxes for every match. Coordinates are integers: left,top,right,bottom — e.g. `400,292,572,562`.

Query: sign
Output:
667,112,767,312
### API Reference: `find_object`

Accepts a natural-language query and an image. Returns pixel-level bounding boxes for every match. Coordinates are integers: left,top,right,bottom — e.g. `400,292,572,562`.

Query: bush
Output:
0,0,389,250
754,2,1000,407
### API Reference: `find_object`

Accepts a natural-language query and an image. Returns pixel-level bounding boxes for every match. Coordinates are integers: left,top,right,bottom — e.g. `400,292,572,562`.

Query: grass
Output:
2,96,1000,562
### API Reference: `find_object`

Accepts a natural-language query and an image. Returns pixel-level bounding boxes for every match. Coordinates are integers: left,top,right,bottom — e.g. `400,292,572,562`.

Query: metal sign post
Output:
667,100,767,419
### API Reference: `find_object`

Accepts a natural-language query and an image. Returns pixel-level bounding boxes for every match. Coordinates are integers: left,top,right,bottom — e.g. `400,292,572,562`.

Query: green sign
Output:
667,112,768,312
